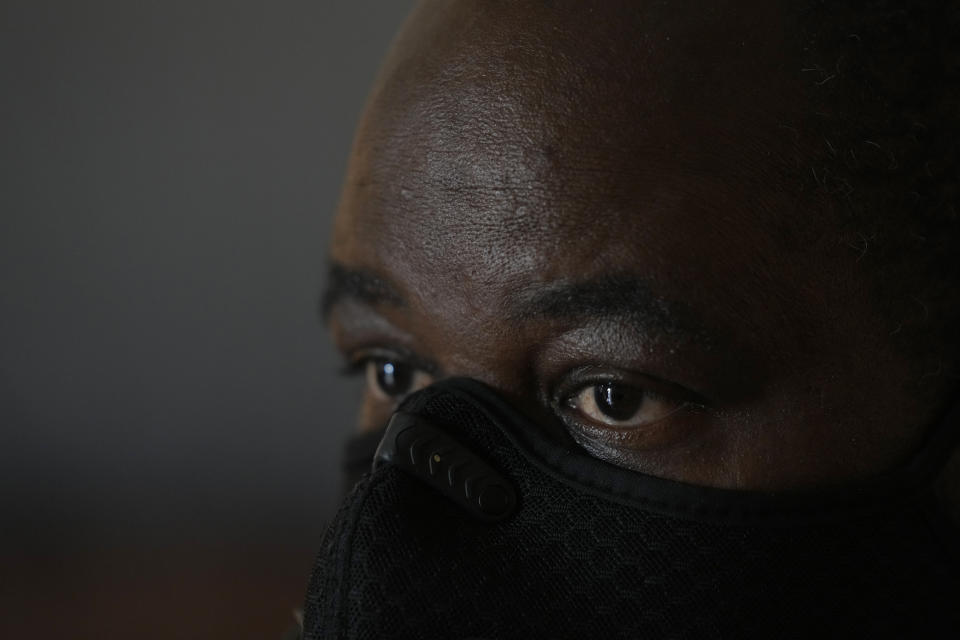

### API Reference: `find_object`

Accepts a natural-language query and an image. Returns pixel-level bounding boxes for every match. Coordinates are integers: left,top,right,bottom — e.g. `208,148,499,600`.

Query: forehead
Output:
333,1,813,330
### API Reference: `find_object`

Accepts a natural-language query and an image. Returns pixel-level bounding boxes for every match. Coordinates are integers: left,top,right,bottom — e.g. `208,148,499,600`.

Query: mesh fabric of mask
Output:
304,378,960,639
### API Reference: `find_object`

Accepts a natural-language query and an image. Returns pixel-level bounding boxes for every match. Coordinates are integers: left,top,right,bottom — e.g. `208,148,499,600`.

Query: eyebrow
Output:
322,263,717,345
511,276,717,345
320,263,406,322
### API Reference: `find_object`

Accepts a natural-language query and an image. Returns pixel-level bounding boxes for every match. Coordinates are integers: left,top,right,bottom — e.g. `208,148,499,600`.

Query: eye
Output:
364,357,433,402
563,380,684,429
340,349,437,433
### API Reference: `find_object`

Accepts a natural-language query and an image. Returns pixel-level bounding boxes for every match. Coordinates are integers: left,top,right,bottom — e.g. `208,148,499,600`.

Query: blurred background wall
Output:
0,1,415,637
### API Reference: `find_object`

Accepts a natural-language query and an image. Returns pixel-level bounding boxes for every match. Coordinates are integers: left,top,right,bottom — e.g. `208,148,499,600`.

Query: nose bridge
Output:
408,280,536,389
440,347,529,395
403,285,573,443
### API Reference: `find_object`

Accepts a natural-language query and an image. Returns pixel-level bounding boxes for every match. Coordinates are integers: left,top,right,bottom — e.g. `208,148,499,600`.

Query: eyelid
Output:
566,386,689,429
550,371,710,455
548,364,708,411
339,345,440,377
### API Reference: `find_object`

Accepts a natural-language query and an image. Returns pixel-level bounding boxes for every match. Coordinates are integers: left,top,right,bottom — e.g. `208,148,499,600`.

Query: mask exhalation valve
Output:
373,411,517,522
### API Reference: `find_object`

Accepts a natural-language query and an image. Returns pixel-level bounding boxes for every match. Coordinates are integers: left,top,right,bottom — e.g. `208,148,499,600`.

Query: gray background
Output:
1,1,415,637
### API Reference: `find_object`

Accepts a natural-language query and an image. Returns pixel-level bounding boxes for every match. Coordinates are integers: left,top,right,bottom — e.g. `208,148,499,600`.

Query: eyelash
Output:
339,347,438,378
339,347,708,453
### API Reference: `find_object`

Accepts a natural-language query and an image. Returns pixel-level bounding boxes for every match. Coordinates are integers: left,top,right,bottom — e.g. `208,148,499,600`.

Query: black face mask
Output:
304,378,960,639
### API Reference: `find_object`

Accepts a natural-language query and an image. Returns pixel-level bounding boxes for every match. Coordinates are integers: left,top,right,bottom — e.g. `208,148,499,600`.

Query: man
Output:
305,1,959,637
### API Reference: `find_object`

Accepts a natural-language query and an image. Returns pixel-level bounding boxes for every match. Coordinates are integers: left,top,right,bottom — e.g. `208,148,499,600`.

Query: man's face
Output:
325,0,931,490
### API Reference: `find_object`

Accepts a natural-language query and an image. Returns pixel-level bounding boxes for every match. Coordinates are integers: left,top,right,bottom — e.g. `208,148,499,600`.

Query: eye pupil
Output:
376,359,412,396
594,382,644,421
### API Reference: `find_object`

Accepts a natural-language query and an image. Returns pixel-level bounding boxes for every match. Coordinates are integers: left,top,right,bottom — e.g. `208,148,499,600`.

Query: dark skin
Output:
325,0,960,493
